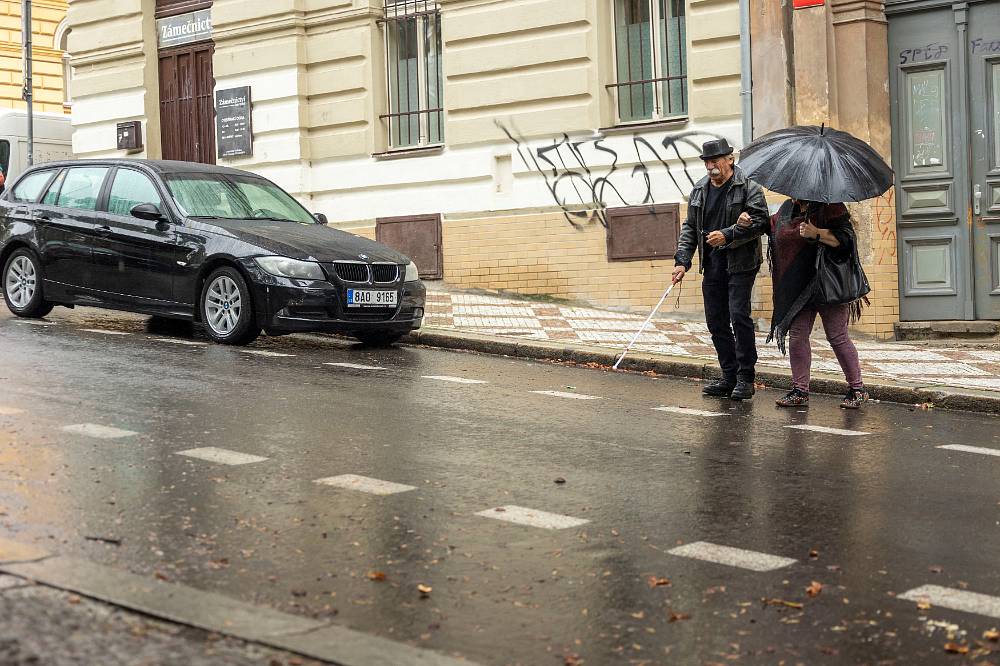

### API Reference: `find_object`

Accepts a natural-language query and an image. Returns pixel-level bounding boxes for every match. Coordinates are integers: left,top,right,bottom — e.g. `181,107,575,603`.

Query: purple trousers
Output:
788,303,863,392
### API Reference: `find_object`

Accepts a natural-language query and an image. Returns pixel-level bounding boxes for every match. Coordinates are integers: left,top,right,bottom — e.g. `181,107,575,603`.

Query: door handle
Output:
973,184,982,216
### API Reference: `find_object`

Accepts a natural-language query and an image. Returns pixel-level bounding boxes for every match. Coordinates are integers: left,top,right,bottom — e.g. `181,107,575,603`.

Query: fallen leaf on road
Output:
929,565,944,574
667,610,691,622
764,598,804,609
417,584,432,597
806,581,823,597
943,642,969,654
67,595,81,605
630,611,645,619
563,654,583,666
554,477,566,484
984,628,999,642
154,571,170,582
809,549,819,559
647,576,671,588
367,571,386,581
917,598,932,610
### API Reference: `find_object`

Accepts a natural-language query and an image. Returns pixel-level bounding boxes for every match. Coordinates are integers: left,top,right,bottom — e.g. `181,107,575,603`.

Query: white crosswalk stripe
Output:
668,541,797,572
79,329,131,336
61,423,138,439
314,474,415,495
14,320,55,326
937,444,1000,458
476,505,589,530
422,375,487,384
240,350,295,357
325,362,386,370
899,585,1000,620
0,406,25,416
175,448,268,465
153,338,206,346
653,406,729,417
531,391,601,400
784,424,869,436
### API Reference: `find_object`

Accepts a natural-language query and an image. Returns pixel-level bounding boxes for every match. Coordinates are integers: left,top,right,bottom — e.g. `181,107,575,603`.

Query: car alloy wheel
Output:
205,275,243,337
5,255,36,309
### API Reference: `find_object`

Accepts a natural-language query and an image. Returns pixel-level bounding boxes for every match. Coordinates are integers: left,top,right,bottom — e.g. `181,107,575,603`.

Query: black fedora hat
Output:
699,138,735,160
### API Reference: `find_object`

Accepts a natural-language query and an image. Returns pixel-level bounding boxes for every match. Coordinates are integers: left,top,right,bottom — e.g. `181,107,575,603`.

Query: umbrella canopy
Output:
737,125,893,203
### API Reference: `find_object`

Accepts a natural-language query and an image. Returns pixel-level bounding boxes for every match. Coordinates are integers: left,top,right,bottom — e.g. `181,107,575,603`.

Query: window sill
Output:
599,117,690,135
372,145,444,161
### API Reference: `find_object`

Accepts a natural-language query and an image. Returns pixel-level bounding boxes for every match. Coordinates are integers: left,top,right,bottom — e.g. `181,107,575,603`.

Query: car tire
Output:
3,248,53,318
200,266,261,345
353,330,404,347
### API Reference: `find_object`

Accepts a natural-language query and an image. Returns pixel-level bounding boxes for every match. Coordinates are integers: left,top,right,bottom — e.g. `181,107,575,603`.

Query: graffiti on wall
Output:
499,122,724,229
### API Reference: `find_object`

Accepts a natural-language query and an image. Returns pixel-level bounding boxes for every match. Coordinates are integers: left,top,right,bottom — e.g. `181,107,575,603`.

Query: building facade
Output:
1,0,69,113
67,0,747,321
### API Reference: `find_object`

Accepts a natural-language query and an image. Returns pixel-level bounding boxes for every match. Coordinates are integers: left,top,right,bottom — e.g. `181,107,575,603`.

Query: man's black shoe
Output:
702,379,736,397
730,380,755,401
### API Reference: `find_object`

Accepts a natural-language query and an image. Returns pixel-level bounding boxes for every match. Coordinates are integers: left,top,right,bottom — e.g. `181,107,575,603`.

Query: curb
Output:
403,328,1000,416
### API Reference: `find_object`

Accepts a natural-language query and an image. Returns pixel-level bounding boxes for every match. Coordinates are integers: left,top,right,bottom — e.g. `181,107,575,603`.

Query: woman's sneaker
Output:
776,388,809,407
841,387,869,409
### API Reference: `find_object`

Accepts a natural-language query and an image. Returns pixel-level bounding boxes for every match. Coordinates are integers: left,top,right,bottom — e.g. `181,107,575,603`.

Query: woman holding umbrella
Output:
736,125,892,409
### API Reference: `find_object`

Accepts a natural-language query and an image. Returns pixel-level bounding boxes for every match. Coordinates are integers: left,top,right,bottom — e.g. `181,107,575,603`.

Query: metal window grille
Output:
608,0,687,123
381,0,444,149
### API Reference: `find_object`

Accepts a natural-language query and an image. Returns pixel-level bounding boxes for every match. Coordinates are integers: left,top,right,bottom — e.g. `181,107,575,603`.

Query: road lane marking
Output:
240,350,295,358
61,424,138,439
475,505,589,530
324,362,386,370
667,541,797,572
153,338,206,346
653,406,729,417
422,375,487,384
175,447,268,465
784,425,869,437
79,329,131,336
531,390,601,400
313,474,415,495
13,320,55,326
899,585,1000,620
937,444,1000,458
0,407,24,416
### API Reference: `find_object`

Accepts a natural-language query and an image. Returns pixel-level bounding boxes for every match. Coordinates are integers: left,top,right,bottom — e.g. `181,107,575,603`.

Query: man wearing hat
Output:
671,138,769,401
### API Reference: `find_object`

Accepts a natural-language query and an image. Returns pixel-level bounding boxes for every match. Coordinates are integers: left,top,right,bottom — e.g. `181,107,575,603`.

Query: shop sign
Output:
216,86,253,159
157,10,212,49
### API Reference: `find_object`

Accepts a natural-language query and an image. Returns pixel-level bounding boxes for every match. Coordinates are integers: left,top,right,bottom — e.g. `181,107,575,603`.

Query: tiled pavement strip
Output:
422,284,1000,396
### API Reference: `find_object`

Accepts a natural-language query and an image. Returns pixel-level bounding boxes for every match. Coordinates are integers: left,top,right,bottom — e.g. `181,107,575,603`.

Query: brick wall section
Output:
0,0,67,113
348,194,900,340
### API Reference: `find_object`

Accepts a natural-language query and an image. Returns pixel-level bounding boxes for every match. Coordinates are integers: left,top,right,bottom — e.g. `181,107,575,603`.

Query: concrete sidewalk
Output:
405,283,1000,414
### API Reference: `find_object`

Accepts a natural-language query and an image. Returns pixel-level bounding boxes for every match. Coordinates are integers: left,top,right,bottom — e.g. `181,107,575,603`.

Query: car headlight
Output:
404,261,419,282
254,256,326,280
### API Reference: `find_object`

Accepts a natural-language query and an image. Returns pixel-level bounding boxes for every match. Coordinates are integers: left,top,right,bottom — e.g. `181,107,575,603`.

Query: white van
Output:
0,109,73,183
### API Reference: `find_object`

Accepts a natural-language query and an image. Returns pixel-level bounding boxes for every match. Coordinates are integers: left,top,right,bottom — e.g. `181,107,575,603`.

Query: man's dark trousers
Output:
701,260,758,384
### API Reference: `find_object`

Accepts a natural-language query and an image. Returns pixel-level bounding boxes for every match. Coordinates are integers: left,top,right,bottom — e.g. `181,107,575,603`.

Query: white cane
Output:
613,280,677,370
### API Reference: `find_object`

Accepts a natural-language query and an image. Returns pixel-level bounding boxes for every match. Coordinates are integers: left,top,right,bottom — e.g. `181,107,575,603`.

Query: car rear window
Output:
56,167,109,211
11,170,54,203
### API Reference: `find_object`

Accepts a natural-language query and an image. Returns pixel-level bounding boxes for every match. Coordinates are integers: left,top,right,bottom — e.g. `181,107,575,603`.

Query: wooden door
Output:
159,43,216,164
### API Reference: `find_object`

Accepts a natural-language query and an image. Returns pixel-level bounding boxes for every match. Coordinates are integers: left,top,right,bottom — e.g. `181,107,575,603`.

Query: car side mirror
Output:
131,203,165,221
313,212,328,225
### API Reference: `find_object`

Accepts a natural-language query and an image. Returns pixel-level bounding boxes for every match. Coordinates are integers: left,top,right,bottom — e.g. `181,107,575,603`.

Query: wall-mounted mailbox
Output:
116,121,143,152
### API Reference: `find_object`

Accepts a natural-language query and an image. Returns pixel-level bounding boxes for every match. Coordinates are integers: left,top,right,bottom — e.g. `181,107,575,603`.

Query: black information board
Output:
216,87,253,159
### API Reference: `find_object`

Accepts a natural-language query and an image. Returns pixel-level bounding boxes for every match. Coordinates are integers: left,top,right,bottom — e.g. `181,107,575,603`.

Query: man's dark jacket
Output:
674,165,769,274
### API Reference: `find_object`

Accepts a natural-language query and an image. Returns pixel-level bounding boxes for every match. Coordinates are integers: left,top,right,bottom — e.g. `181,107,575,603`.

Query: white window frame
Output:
610,0,688,125
380,0,444,151
54,20,72,109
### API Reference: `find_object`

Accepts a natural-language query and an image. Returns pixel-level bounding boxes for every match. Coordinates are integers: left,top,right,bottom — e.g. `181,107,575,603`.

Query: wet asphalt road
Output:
1,306,999,665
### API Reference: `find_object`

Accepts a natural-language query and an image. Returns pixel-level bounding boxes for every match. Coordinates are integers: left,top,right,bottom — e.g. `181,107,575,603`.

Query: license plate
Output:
347,289,398,307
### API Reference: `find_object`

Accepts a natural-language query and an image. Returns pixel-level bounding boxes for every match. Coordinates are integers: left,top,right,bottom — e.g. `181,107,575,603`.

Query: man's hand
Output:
736,211,752,228
671,266,686,284
706,230,727,247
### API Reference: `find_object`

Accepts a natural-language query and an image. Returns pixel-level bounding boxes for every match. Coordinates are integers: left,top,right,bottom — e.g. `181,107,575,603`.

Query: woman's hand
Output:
799,221,819,239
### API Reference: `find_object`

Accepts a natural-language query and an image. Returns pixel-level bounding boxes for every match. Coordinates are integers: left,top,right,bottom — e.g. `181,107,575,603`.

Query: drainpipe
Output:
739,0,753,146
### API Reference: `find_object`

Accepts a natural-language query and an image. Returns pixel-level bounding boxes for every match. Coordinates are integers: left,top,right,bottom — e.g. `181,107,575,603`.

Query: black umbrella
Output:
737,125,893,203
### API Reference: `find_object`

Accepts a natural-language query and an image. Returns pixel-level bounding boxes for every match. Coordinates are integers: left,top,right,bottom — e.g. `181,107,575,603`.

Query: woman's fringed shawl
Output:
765,201,865,354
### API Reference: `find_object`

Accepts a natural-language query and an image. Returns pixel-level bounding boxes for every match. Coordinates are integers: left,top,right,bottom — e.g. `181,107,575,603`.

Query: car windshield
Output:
164,172,316,224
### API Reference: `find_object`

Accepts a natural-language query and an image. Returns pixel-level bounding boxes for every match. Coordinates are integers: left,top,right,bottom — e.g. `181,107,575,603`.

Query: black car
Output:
0,159,425,345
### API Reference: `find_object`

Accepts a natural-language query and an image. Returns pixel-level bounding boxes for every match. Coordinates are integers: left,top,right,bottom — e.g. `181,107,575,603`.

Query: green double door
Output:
889,0,1000,321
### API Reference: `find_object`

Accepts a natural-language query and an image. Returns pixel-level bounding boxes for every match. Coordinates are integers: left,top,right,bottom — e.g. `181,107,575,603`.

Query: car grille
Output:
333,262,369,283
372,264,399,283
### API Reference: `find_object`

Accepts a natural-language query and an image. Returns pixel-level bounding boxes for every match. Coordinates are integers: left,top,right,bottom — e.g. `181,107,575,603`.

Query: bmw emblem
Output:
358,253,369,261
